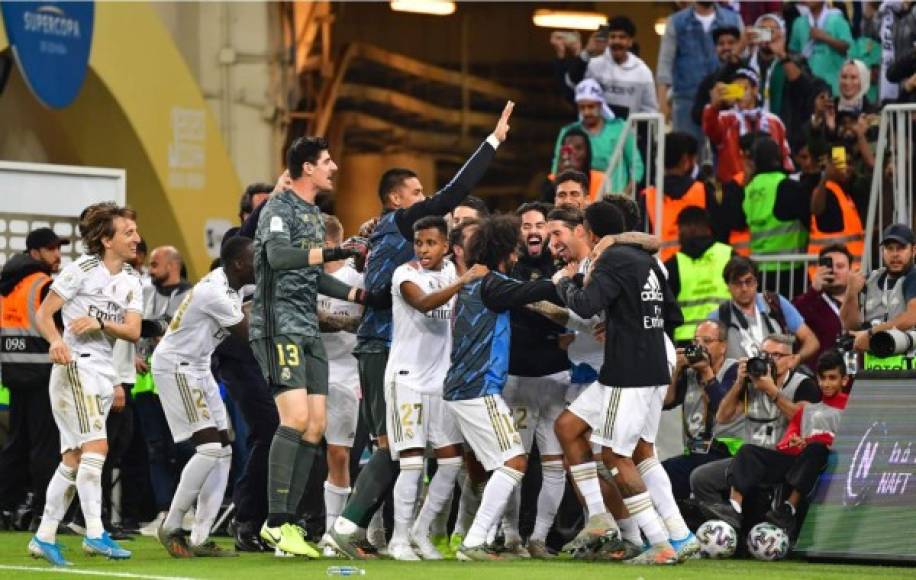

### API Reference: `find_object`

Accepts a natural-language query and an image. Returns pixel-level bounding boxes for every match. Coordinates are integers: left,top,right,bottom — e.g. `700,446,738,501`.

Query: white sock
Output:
324,481,351,534
618,517,642,546
164,443,221,532
76,452,106,539
531,460,566,542
500,485,522,544
730,498,743,514
464,466,523,548
570,462,606,518
454,475,482,536
36,463,77,543
624,492,668,546
638,457,689,541
192,446,231,546
392,456,423,543
414,456,462,538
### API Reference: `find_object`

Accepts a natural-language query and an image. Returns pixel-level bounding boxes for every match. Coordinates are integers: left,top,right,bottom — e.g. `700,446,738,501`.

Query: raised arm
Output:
397,102,513,236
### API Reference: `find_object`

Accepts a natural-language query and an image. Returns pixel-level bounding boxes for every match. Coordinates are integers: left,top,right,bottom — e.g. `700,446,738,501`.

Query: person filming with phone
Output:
793,245,853,364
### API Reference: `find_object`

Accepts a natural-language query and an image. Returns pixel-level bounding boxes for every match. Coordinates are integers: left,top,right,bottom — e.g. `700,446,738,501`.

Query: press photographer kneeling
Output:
840,224,916,369
662,320,739,500
690,334,821,529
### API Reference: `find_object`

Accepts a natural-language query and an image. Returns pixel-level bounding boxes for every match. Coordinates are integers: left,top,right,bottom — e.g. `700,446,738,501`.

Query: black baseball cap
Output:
880,224,915,246
25,228,70,251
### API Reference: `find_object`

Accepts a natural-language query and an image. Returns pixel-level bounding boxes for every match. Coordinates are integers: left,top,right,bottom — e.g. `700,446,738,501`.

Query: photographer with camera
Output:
690,334,821,526
661,320,739,500
710,256,820,363
841,224,916,369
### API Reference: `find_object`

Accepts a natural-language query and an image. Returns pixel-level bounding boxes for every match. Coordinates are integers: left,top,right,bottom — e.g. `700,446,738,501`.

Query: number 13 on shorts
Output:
275,343,300,366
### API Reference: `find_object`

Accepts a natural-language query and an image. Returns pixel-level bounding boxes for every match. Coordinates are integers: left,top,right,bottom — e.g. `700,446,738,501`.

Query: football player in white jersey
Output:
30,203,142,566
385,216,486,561
151,236,255,558
315,216,365,556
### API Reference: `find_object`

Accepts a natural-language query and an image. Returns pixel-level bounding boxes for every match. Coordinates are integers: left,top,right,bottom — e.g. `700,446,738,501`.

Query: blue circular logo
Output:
1,2,94,109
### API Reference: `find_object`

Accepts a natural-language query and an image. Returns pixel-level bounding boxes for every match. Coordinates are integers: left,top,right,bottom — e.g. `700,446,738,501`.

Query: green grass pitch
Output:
1,532,914,580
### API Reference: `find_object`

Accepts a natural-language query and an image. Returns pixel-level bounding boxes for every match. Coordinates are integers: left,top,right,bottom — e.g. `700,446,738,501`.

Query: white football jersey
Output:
318,261,364,390
152,268,244,373
386,259,456,395
50,254,143,364
568,257,604,371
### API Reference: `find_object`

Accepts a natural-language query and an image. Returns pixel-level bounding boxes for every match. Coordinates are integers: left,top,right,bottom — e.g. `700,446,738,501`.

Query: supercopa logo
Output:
23,5,82,38
845,421,886,507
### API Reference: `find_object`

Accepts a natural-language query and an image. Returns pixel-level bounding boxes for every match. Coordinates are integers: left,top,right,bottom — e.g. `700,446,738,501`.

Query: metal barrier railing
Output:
599,113,666,236
863,104,916,272
752,252,819,301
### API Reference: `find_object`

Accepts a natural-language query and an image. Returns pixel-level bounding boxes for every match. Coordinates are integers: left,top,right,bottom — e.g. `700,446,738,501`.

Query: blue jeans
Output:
673,95,704,144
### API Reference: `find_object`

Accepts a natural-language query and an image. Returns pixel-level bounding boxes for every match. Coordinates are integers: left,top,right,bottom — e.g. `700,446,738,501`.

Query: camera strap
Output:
821,292,840,317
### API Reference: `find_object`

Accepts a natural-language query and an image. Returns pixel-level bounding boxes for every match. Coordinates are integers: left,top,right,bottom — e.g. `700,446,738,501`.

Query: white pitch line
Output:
0,564,197,580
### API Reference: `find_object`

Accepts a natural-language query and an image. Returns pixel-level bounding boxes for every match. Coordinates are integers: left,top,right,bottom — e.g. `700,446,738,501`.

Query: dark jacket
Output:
508,252,570,377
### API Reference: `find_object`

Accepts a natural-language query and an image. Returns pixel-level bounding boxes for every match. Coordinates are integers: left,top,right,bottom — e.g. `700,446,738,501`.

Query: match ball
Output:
747,522,790,561
696,519,738,559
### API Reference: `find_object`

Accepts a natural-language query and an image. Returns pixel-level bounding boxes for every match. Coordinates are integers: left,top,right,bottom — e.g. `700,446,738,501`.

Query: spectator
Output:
779,53,823,160
788,1,853,96
553,170,590,210
886,46,916,104
705,350,849,534
656,1,743,142
549,29,586,103
693,334,822,530
239,182,273,223
545,127,605,204
747,14,787,115
641,132,723,261
665,207,734,344
837,59,876,116
801,80,839,151
690,26,743,127
848,36,883,105
719,136,842,298
551,79,643,193
841,224,916,366
703,67,794,184
662,319,739,500
877,1,916,103
450,195,490,227
793,245,853,364
566,16,658,118
709,256,820,363
834,109,878,210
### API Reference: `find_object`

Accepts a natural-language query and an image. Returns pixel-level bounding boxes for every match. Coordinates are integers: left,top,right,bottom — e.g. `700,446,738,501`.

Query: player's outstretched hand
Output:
493,101,514,143
462,263,489,283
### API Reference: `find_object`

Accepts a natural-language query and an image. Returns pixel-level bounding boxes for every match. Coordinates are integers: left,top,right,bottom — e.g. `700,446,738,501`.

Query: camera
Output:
835,334,855,352
746,354,774,379
869,328,916,357
684,344,708,364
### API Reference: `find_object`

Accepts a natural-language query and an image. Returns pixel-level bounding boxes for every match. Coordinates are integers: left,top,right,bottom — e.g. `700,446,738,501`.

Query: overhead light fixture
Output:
532,9,607,31
654,17,667,36
390,0,456,16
